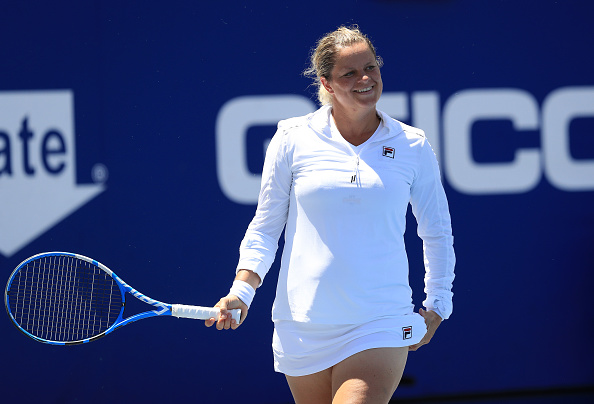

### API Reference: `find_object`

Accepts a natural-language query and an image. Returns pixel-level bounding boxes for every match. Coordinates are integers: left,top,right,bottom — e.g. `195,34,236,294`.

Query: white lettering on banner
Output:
216,95,316,204
215,86,594,204
443,89,541,194
542,87,594,191
0,91,105,257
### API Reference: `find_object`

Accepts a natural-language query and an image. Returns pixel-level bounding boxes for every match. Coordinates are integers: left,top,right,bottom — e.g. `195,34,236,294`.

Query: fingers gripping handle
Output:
171,304,241,323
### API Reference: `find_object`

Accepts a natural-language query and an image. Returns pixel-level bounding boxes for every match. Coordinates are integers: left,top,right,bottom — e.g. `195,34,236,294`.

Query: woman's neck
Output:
331,105,380,146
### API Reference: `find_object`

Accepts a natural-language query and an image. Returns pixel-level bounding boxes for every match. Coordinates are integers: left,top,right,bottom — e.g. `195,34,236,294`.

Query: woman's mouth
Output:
354,86,373,93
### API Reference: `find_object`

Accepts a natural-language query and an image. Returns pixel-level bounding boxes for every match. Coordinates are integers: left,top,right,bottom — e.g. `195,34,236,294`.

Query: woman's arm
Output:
206,125,293,331
204,269,262,330
410,138,455,327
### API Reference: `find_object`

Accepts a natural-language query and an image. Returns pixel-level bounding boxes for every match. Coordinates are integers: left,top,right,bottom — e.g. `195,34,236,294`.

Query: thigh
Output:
286,367,333,404
331,347,408,404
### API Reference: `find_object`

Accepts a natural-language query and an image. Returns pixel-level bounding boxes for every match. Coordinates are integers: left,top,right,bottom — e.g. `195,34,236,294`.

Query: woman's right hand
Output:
205,270,260,330
204,294,248,330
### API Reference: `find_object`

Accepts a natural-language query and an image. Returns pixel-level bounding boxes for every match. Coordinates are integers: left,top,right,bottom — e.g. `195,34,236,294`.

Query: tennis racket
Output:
4,252,240,345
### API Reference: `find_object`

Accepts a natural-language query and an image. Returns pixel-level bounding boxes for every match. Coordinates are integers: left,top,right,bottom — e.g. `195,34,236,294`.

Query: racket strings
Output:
7,255,123,342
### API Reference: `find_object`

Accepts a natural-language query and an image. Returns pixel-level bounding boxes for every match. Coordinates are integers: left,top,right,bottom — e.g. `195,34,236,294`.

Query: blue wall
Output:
1,1,593,402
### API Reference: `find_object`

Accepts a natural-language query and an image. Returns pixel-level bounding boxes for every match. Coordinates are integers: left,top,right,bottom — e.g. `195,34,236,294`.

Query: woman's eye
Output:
366,65,376,71
343,72,354,77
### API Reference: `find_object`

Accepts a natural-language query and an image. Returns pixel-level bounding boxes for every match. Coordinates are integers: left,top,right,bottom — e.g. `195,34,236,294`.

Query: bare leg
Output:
331,347,408,404
285,347,408,404
286,367,333,404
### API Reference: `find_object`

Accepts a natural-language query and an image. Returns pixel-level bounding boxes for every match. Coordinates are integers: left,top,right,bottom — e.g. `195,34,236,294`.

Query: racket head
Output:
4,252,125,345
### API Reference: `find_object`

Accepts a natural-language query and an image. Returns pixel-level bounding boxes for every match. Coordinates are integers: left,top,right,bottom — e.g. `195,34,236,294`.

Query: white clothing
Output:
273,314,427,376
237,105,455,323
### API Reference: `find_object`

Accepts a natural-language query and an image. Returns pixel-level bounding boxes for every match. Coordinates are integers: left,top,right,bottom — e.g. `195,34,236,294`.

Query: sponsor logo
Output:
0,90,106,257
215,87,594,204
403,326,412,340
382,146,395,158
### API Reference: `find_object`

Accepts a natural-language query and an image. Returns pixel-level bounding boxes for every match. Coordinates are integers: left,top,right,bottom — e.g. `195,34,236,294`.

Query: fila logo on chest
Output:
382,146,395,158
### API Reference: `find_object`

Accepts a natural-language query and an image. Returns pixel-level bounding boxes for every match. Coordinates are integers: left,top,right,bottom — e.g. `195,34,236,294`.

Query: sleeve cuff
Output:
424,298,451,320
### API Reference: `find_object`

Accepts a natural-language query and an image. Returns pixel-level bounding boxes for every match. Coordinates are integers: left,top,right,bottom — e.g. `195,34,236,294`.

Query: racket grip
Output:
171,304,241,323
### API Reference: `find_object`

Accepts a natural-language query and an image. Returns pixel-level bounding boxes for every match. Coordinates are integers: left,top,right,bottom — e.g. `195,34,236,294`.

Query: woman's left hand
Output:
408,308,442,351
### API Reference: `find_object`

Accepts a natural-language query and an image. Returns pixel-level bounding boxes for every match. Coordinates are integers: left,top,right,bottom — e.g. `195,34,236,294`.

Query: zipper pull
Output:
351,156,360,183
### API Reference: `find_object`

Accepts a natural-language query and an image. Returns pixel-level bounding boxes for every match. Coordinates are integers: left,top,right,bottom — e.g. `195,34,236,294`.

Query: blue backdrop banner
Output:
1,1,593,403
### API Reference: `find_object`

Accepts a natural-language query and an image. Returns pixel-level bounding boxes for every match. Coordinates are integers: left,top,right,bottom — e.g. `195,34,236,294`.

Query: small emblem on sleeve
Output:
382,146,395,158
403,326,412,340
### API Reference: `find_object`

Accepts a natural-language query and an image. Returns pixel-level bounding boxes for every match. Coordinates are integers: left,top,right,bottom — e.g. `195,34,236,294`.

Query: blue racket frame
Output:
5,252,175,345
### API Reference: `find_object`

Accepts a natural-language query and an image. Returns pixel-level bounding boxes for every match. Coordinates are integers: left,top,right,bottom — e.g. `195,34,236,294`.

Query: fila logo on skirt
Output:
403,326,413,340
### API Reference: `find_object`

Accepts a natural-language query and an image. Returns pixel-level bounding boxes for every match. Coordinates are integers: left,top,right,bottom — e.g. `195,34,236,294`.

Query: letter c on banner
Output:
216,95,316,204
443,89,540,194
542,86,594,191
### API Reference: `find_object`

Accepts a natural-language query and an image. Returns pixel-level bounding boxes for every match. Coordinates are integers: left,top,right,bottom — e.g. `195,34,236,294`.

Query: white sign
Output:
215,86,594,204
0,91,105,257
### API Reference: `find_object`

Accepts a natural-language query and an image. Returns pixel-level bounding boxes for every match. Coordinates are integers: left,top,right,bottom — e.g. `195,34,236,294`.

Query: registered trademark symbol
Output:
91,163,109,184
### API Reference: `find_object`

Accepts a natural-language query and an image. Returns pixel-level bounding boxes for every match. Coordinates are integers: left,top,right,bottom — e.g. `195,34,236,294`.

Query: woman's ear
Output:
320,76,334,94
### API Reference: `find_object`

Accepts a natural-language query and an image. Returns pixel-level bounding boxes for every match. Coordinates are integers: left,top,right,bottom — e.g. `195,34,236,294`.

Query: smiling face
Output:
320,42,383,114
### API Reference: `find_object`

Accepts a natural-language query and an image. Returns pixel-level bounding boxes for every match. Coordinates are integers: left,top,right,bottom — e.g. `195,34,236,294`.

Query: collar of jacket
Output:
305,104,406,143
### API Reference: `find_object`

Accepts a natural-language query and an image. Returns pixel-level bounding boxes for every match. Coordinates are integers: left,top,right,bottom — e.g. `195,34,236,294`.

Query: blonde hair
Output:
303,25,383,105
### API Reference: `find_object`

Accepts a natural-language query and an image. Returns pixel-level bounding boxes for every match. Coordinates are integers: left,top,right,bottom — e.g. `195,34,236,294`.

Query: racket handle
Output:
171,304,241,323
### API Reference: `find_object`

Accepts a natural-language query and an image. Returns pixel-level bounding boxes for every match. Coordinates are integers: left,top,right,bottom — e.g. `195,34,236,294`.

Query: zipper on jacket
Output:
351,155,360,184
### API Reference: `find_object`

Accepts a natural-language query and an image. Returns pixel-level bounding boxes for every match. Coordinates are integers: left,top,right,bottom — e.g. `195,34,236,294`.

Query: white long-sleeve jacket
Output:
237,105,455,324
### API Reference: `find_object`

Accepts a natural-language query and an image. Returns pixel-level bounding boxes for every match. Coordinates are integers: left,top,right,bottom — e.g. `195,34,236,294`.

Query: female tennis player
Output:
206,25,455,403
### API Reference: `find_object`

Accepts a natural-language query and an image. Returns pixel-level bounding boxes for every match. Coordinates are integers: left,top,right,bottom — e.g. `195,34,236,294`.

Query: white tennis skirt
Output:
272,314,427,377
